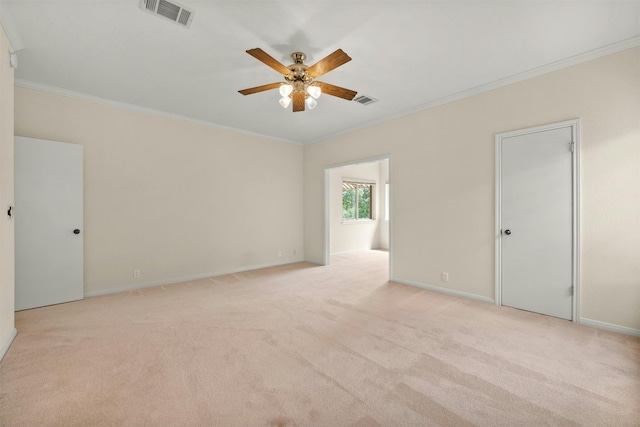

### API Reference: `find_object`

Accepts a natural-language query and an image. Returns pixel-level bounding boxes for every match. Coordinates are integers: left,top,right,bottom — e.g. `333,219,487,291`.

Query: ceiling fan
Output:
238,48,358,112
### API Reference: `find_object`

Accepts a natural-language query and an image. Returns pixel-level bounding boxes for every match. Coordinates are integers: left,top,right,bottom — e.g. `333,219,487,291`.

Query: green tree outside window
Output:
342,182,373,220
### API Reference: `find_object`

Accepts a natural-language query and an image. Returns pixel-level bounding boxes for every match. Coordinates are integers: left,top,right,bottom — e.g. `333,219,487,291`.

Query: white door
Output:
15,136,84,310
498,123,575,320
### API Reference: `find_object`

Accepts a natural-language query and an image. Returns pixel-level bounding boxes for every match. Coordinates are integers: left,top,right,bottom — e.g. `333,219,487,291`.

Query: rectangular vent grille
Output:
353,95,378,105
177,9,191,25
140,0,194,28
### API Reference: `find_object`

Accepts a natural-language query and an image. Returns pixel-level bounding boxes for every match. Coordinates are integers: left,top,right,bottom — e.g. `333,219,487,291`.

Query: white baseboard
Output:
579,318,640,337
84,259,305,298
391,281,639,337
330,249,365,256
392,277,495,304
0,328,17,362
330,248,385,256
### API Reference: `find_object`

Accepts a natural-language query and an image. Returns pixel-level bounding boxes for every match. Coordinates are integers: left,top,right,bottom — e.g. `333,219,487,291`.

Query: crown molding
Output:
15,79,302,146
306,36,640,145
15,37,639,146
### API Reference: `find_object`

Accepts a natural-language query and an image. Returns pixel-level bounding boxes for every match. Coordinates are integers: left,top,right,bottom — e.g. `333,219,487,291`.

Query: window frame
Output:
342,180,375,222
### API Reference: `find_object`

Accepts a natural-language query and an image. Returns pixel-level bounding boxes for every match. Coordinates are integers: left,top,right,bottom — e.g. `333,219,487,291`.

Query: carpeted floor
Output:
1,250,638,426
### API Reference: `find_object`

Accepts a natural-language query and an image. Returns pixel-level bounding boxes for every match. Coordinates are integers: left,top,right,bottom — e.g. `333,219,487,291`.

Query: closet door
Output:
498,123,575,320
15,136,83,310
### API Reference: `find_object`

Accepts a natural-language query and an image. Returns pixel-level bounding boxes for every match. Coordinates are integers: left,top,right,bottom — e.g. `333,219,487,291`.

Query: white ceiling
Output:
2,1,639,144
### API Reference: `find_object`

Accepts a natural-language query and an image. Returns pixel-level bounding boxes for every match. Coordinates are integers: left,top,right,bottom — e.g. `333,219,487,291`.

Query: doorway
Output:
324,156,391,278
495,120,579,321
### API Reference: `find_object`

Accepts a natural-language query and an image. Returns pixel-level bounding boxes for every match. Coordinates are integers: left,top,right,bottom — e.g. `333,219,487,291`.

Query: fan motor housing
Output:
285,53,313,88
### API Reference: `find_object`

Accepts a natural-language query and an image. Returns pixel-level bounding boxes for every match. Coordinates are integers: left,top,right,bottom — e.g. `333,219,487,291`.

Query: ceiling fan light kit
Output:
305,96,318,110
278,81,321,110
239,48,358,112
278,95,292,109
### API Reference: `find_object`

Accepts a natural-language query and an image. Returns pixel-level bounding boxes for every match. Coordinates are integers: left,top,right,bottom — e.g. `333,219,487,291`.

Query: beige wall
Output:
0,24,15,358
9,46,640,334
304,47,640,331
15,88,304,295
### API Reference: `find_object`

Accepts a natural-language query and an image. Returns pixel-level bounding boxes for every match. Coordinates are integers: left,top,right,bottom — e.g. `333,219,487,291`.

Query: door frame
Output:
494,119,580,322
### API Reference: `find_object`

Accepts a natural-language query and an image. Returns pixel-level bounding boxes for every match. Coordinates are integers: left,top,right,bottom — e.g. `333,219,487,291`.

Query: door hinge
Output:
569,141,575,153
569,285,574,295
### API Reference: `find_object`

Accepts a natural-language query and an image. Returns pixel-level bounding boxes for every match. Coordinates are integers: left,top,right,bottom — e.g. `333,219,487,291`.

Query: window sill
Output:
342,219,376,225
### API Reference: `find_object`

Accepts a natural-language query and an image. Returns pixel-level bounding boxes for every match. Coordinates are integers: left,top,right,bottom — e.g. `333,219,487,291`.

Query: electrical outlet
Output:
442,272,449,282
292,249,297,256
133,269,141,279
277,250,282,258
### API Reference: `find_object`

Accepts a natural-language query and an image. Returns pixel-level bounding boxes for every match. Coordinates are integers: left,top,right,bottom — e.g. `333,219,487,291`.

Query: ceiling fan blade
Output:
238,82,282,96
306,49,352,78
292,92,305,112
246,48,291,75
314,82,357,101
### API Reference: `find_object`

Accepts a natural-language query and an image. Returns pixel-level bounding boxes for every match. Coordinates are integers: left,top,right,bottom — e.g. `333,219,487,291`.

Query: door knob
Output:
504,229,511,235
73,229,81,234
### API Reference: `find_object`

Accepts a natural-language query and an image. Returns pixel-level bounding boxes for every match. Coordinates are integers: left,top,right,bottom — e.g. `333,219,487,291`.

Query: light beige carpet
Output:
1,250,638,426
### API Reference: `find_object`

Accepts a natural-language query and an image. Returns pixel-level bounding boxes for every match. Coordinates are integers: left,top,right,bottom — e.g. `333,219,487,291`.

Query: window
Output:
342,181,373,221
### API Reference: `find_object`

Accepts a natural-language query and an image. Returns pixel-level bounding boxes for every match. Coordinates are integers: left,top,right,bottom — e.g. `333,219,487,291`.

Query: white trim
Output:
84,259,303,298
0,328,17,362
323,167,331,266
342,177,376,184
388,160,393,279
341,220,376,225
494,140,502,305
393,278,495,305
331,248,381,256
15,80,301,146
495,119,580,322
572,123,581,322
580,318,640,337
306,37,640,145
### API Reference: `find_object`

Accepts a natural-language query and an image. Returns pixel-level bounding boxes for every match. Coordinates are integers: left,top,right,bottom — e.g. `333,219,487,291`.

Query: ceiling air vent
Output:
353,95,378,106
140,0,194,28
